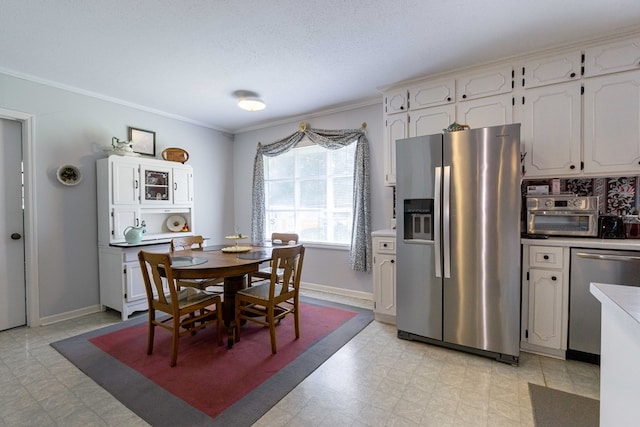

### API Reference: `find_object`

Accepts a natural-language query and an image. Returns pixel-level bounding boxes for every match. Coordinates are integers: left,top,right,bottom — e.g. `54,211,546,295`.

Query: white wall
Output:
232,102,393,294
0,73,234,319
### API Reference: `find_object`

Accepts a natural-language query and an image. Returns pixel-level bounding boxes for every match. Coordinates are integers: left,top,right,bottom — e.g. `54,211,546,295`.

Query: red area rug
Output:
51,298,373,426
89,302,355,419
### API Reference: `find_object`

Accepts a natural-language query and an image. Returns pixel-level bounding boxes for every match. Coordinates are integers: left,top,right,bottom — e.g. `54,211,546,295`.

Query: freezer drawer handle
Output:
575,252,640,262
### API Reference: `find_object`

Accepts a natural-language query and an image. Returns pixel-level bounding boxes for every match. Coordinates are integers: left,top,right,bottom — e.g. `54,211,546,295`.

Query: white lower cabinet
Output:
372,234,396,324
521,244,569,358
99,243,169,320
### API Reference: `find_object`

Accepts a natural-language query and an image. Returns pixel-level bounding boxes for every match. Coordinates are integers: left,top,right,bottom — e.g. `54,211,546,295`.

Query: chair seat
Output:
168,288,220,309
237,282,284,300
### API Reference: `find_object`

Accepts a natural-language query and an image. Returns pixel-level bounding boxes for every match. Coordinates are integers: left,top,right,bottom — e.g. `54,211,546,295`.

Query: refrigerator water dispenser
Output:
403,199,434,241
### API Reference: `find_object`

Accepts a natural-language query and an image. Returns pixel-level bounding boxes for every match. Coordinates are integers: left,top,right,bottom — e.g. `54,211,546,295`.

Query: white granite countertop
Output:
591,283,640,326
522,237,640,251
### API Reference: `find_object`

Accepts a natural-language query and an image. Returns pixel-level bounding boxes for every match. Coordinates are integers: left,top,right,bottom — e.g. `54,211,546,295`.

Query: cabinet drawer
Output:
374,237,396,254
529,246,563,268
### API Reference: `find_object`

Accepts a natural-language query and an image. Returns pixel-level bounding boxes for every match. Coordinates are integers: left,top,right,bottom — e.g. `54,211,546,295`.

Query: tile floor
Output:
0,290,599,426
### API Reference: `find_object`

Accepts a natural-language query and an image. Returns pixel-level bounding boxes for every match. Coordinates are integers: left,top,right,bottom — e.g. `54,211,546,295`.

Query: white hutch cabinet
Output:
97,155,195,319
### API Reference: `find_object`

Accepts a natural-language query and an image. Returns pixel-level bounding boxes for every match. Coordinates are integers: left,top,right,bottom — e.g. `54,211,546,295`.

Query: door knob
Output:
10,233,22,240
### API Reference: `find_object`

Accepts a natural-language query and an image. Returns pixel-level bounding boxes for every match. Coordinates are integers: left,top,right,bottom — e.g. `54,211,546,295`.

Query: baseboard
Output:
38,284,371,326
39,304,103,326
300,281,373,302
374,312,396,325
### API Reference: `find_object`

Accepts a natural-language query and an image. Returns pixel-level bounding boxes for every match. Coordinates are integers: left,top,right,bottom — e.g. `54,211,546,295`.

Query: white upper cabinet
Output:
522,82,582,177
407,79,455,110
456,93,513,129
457,66,513,101
172,165,194,205
384,113,408,186
524,51,582,88
112,158,140,205
584,36,640,77
583,69,640,175
409,105,455,137
384,89,408,114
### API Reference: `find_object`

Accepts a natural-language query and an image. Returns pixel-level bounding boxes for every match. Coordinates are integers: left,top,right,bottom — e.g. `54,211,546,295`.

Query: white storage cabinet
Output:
521,244,570,358
372,234,396,324
97,155,195,319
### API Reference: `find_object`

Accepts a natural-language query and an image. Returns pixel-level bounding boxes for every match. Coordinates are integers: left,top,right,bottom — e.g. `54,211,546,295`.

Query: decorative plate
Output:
166,215,187,232
221,246,252,253
225,234,248,240
56,165,82,186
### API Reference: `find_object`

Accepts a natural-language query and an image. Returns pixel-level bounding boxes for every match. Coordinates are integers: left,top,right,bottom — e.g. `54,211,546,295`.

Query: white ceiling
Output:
2,0,640,134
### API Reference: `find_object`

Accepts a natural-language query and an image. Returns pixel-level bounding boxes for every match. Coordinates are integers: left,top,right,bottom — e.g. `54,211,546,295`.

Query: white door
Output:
0,118,26,331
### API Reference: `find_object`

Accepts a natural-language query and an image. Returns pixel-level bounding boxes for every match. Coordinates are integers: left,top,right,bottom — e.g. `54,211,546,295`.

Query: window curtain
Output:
251,123,371,272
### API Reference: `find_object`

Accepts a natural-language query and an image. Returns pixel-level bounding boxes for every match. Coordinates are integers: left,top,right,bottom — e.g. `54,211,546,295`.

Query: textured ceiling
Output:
2,0,640,133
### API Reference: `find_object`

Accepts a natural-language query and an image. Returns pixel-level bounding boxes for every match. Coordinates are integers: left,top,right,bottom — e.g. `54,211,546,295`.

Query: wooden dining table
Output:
168,244,274,347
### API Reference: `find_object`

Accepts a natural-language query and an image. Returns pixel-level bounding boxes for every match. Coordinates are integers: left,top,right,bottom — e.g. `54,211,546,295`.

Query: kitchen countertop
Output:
372,228,396,237
521,236,640,251
590,282,640,426
591,282,640,325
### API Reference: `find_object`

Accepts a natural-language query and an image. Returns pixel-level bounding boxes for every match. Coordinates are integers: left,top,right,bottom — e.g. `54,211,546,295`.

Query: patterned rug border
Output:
51,296,373,427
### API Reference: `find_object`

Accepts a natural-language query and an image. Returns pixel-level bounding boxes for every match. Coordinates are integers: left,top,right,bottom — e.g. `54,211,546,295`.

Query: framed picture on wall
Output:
128,127,156,156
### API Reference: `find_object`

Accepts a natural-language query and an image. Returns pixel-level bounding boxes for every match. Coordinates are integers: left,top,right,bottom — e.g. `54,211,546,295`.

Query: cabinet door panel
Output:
125,262,146,302
584,70,640,175
524,51,582,88
456,93,512,129
112,161,139,204
173,167,193,205
374,253,396,316
523,82,581,177
457,66,512,101
584,36,640,77
384,113,408,186
528,269,563,349
112,207,139,241
385,89,408,114
408,79,455,109
409,105,455,137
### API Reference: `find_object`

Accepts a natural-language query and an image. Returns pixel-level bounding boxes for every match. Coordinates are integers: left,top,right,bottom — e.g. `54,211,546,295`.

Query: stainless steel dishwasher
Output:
569,248,640,363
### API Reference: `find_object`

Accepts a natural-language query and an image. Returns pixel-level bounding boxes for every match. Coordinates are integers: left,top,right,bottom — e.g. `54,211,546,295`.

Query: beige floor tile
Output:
0,291,602,427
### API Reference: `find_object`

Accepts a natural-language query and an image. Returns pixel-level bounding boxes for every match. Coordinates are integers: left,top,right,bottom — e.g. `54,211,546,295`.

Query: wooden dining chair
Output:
170,235,223,293
234,245,305,354
138,250,224,367
248,232,299,286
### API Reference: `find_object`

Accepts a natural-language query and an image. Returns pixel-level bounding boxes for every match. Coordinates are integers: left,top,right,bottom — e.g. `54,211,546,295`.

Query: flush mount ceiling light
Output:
237,97,266,111
233,90,266,112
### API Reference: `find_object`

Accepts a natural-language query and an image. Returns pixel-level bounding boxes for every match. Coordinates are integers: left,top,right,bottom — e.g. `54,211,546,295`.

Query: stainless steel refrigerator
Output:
396,124,521,364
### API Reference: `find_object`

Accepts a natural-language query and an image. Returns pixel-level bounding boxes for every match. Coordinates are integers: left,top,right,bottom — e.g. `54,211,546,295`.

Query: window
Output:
264,140,356,244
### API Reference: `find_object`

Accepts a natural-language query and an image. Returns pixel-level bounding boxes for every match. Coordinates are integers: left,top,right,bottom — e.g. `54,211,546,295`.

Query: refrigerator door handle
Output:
443,165,451,278
434,167,442,278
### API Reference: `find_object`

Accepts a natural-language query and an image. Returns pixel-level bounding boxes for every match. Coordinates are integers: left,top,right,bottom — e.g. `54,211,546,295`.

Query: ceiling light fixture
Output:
237,97,266,111
233,90,266,112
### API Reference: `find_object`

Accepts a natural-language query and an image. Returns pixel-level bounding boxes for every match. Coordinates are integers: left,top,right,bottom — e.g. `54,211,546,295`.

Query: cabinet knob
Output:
400,106,404,110
447,97,451,102
391,259,395,264
543,255,549,260
551,276,557,281
462,94,467,99
570,164,576,170
570,72,576,78
10,233,22,240
383,243,388,247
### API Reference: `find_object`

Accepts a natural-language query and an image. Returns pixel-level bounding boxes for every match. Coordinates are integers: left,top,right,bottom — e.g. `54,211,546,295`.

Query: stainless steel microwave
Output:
526,195,599,237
